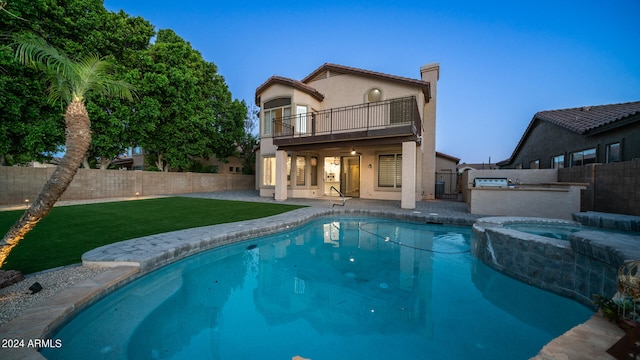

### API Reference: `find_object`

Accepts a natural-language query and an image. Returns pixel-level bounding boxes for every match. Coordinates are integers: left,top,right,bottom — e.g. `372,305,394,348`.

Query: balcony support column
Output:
401,141,416,209
274,149,288,201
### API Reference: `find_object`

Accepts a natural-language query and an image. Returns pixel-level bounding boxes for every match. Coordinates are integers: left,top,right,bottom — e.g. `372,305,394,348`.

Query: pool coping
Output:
0,205,624,360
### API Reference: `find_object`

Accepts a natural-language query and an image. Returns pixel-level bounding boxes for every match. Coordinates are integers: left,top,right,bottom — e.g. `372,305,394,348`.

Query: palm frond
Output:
73,55,136,102
13,34,69,74
12,33,136,104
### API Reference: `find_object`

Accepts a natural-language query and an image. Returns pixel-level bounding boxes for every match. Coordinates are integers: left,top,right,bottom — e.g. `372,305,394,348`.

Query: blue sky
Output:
103,0,639,164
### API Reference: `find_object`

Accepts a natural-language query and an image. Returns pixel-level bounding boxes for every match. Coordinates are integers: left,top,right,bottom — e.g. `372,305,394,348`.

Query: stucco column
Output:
401,141,416,209
420,63,439,200
274,150,288,201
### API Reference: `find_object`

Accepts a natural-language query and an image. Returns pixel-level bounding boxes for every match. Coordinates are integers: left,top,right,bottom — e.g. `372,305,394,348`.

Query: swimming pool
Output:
42,217,592,359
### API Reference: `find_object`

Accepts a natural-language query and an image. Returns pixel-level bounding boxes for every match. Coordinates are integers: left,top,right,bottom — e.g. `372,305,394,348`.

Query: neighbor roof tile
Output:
535,100,640,134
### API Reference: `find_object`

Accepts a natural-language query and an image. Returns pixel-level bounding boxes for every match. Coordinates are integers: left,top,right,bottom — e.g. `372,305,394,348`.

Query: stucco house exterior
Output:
255,62,440,209
498,100,640,169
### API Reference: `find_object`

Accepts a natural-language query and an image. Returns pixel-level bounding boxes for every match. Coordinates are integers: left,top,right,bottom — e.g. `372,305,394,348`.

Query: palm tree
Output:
0,34,134,266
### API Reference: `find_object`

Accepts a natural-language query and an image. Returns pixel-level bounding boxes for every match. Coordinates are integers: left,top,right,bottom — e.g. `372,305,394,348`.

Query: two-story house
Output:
255,62,440,209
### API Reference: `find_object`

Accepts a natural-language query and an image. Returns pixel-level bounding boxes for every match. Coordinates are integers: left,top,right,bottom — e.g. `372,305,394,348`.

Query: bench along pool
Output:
42,216,592,359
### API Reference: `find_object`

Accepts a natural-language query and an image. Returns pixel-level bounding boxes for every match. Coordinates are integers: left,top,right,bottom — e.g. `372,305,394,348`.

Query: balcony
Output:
272,96,421,147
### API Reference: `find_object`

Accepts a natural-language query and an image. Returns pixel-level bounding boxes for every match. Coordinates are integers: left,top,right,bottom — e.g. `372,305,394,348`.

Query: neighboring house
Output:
255,62,440,209
457,163,499,173
435,152,460,198
435,152,460,173
116,147,245,174
498,101,640,169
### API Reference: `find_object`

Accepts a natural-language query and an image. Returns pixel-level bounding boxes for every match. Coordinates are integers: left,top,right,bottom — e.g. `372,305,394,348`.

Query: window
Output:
262,156,276,186
367,88,382,102
295,105,308,134
263,97,291,136
529,159,540,169
287,156,291,186
551,155,564,169
132,146,143,155
570,148,596,167
606,142,620,163
296,156,305,186
229,166,234,173
378,154,402,188
310,157,318,186
515,163,522,169
263,110,272,135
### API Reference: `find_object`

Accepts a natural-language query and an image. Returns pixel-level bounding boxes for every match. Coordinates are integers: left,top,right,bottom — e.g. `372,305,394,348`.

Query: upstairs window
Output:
263,97,291,136
529,159,540,169
295,105,308,134
367,88,382,102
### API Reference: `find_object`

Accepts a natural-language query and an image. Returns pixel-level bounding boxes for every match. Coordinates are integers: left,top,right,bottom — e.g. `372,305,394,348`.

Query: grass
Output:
0,197,305,274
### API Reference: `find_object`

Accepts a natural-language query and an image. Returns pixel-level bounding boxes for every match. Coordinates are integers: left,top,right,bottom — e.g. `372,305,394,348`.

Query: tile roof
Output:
255,76,325,105
436,151,460,163
500,100,640,166
535,100,640,134
255,63,432,106
302,63,431,93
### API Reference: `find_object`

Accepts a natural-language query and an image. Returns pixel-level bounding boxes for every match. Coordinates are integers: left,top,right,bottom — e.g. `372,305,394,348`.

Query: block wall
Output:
0,167,255,206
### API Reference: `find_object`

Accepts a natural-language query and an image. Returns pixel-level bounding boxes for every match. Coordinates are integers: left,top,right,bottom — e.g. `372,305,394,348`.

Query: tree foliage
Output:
132,29,246,171
0,0,247,170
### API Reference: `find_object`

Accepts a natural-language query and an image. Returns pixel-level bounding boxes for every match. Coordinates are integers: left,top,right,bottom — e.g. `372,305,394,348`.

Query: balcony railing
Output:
271,96,421,145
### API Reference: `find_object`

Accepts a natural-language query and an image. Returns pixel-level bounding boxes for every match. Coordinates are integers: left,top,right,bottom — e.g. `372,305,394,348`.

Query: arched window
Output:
366,88,382,103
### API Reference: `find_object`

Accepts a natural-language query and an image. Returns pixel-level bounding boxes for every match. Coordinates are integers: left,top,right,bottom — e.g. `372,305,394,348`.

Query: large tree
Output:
0,47,64,165
2,2,246,173
0,1,66,165
1,1,154,168
133,29,246,171
0,35,134,265
238,104,260,175
81,10,154,169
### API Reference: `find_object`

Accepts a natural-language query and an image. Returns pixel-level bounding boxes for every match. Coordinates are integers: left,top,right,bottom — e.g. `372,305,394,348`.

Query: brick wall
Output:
558,159,640,216
0,167,255,206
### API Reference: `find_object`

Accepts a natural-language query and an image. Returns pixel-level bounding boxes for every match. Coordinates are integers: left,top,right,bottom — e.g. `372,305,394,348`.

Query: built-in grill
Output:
473,177,509,188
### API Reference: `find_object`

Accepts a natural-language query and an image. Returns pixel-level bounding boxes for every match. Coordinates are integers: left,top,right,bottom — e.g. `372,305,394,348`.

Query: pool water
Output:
42,217,592,360
505,222,640,240
504,222,582,240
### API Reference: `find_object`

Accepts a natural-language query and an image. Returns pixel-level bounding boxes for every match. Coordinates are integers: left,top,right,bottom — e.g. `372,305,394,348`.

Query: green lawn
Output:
0,197,304,274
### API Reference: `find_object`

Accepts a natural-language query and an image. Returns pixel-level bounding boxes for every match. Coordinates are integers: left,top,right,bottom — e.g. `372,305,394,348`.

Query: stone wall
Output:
471,218,620,308
558,160,640,216
0,167,255,206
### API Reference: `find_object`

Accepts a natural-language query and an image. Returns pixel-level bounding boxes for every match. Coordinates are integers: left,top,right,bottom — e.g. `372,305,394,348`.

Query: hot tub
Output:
471,216,640,308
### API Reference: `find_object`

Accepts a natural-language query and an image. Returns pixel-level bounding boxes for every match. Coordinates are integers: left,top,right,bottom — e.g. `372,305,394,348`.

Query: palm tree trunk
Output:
0,100,91,266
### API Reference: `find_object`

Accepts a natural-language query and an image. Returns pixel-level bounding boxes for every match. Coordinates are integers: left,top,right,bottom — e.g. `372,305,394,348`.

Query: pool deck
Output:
0,191,626,359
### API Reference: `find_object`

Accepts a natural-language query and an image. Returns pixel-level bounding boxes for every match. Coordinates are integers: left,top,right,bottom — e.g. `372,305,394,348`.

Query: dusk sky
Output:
104,0,639,164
